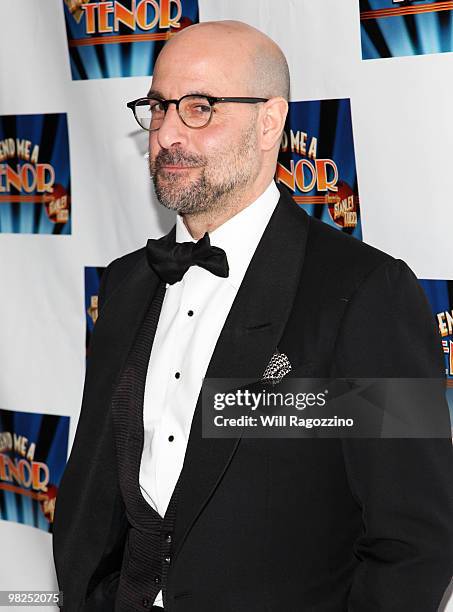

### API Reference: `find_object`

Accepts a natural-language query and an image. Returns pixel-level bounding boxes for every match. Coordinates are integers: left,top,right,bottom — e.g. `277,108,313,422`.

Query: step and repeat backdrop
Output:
0,0,452,609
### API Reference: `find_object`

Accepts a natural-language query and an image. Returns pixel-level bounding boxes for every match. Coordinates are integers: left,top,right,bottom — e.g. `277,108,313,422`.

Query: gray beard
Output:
149,121,259,215
151,166,246,215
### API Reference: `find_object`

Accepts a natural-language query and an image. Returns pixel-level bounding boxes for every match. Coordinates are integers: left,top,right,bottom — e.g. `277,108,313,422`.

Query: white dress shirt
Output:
139,179,280,606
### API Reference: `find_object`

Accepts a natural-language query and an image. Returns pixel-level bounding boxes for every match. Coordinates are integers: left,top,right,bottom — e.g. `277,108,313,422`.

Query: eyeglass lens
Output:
135,96,213,130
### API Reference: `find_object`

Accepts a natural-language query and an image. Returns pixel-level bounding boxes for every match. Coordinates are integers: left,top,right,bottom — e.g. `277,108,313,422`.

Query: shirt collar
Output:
175,180,280,290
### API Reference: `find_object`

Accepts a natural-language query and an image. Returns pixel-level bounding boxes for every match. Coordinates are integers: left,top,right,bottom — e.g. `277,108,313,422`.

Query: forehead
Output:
151,38,250,97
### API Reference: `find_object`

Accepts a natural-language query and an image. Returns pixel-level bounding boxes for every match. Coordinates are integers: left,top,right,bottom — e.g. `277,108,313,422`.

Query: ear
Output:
260,97,288,151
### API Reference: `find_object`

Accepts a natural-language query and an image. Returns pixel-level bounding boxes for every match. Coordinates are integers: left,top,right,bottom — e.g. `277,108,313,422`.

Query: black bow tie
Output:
146,230,229,285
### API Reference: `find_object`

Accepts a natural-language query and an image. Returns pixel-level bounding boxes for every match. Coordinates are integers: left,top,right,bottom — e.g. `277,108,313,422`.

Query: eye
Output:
149,100,165,112
189,103,211,114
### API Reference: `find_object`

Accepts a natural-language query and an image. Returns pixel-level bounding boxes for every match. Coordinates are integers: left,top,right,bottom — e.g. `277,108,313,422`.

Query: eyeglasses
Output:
126,94,269,131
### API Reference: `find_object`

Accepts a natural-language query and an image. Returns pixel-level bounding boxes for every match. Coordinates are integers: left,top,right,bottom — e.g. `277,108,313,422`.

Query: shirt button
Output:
165,533,172,543
187,310,194,316
175,372,181,379
154,576,161,584
142,597,150,608
168,435,174,442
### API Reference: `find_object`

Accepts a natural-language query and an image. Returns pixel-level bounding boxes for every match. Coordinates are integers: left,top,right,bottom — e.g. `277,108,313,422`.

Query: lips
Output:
159,165,199,174
161,165,193,170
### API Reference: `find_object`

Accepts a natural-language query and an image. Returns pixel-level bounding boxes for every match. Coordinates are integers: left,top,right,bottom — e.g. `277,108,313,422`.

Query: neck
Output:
182,178,273,240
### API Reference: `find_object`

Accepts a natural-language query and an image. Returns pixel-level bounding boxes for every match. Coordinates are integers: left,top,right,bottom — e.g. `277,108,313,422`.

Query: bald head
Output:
160,20,290,101
149,19,290,228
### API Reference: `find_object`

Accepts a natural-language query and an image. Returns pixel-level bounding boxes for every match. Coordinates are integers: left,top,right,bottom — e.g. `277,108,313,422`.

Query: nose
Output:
155,103,189,150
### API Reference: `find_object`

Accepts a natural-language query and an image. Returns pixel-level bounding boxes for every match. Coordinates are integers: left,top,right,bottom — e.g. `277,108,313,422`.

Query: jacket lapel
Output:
172,186,310,561
94,262,160,384
93,227,177,395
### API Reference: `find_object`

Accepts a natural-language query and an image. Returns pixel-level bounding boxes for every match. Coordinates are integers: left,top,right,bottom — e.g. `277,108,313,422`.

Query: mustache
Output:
152,149,206,170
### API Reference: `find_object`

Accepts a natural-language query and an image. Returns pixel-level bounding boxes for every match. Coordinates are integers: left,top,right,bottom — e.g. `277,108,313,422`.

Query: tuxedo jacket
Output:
53,184,453,611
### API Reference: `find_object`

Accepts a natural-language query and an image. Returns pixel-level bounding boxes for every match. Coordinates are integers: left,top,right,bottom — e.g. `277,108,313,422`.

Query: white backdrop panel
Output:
0,0,451,609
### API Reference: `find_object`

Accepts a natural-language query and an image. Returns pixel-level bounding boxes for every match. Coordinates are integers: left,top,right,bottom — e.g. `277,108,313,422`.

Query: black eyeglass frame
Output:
126,94,269,131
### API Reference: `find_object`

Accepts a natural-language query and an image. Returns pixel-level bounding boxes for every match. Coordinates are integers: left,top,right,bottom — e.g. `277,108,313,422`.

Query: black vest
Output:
111,282,179,610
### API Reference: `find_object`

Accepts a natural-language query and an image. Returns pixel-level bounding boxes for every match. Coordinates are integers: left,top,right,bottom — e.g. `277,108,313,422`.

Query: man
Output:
53,20,453,612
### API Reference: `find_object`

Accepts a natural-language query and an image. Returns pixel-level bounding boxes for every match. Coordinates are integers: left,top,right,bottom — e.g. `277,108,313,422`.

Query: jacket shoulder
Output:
277,183,395,286
106,246,147,285
303,211,396,294
99,246,147,309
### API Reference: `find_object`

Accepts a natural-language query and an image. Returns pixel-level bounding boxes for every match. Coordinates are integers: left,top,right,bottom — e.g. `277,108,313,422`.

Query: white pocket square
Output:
261,350,292,385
